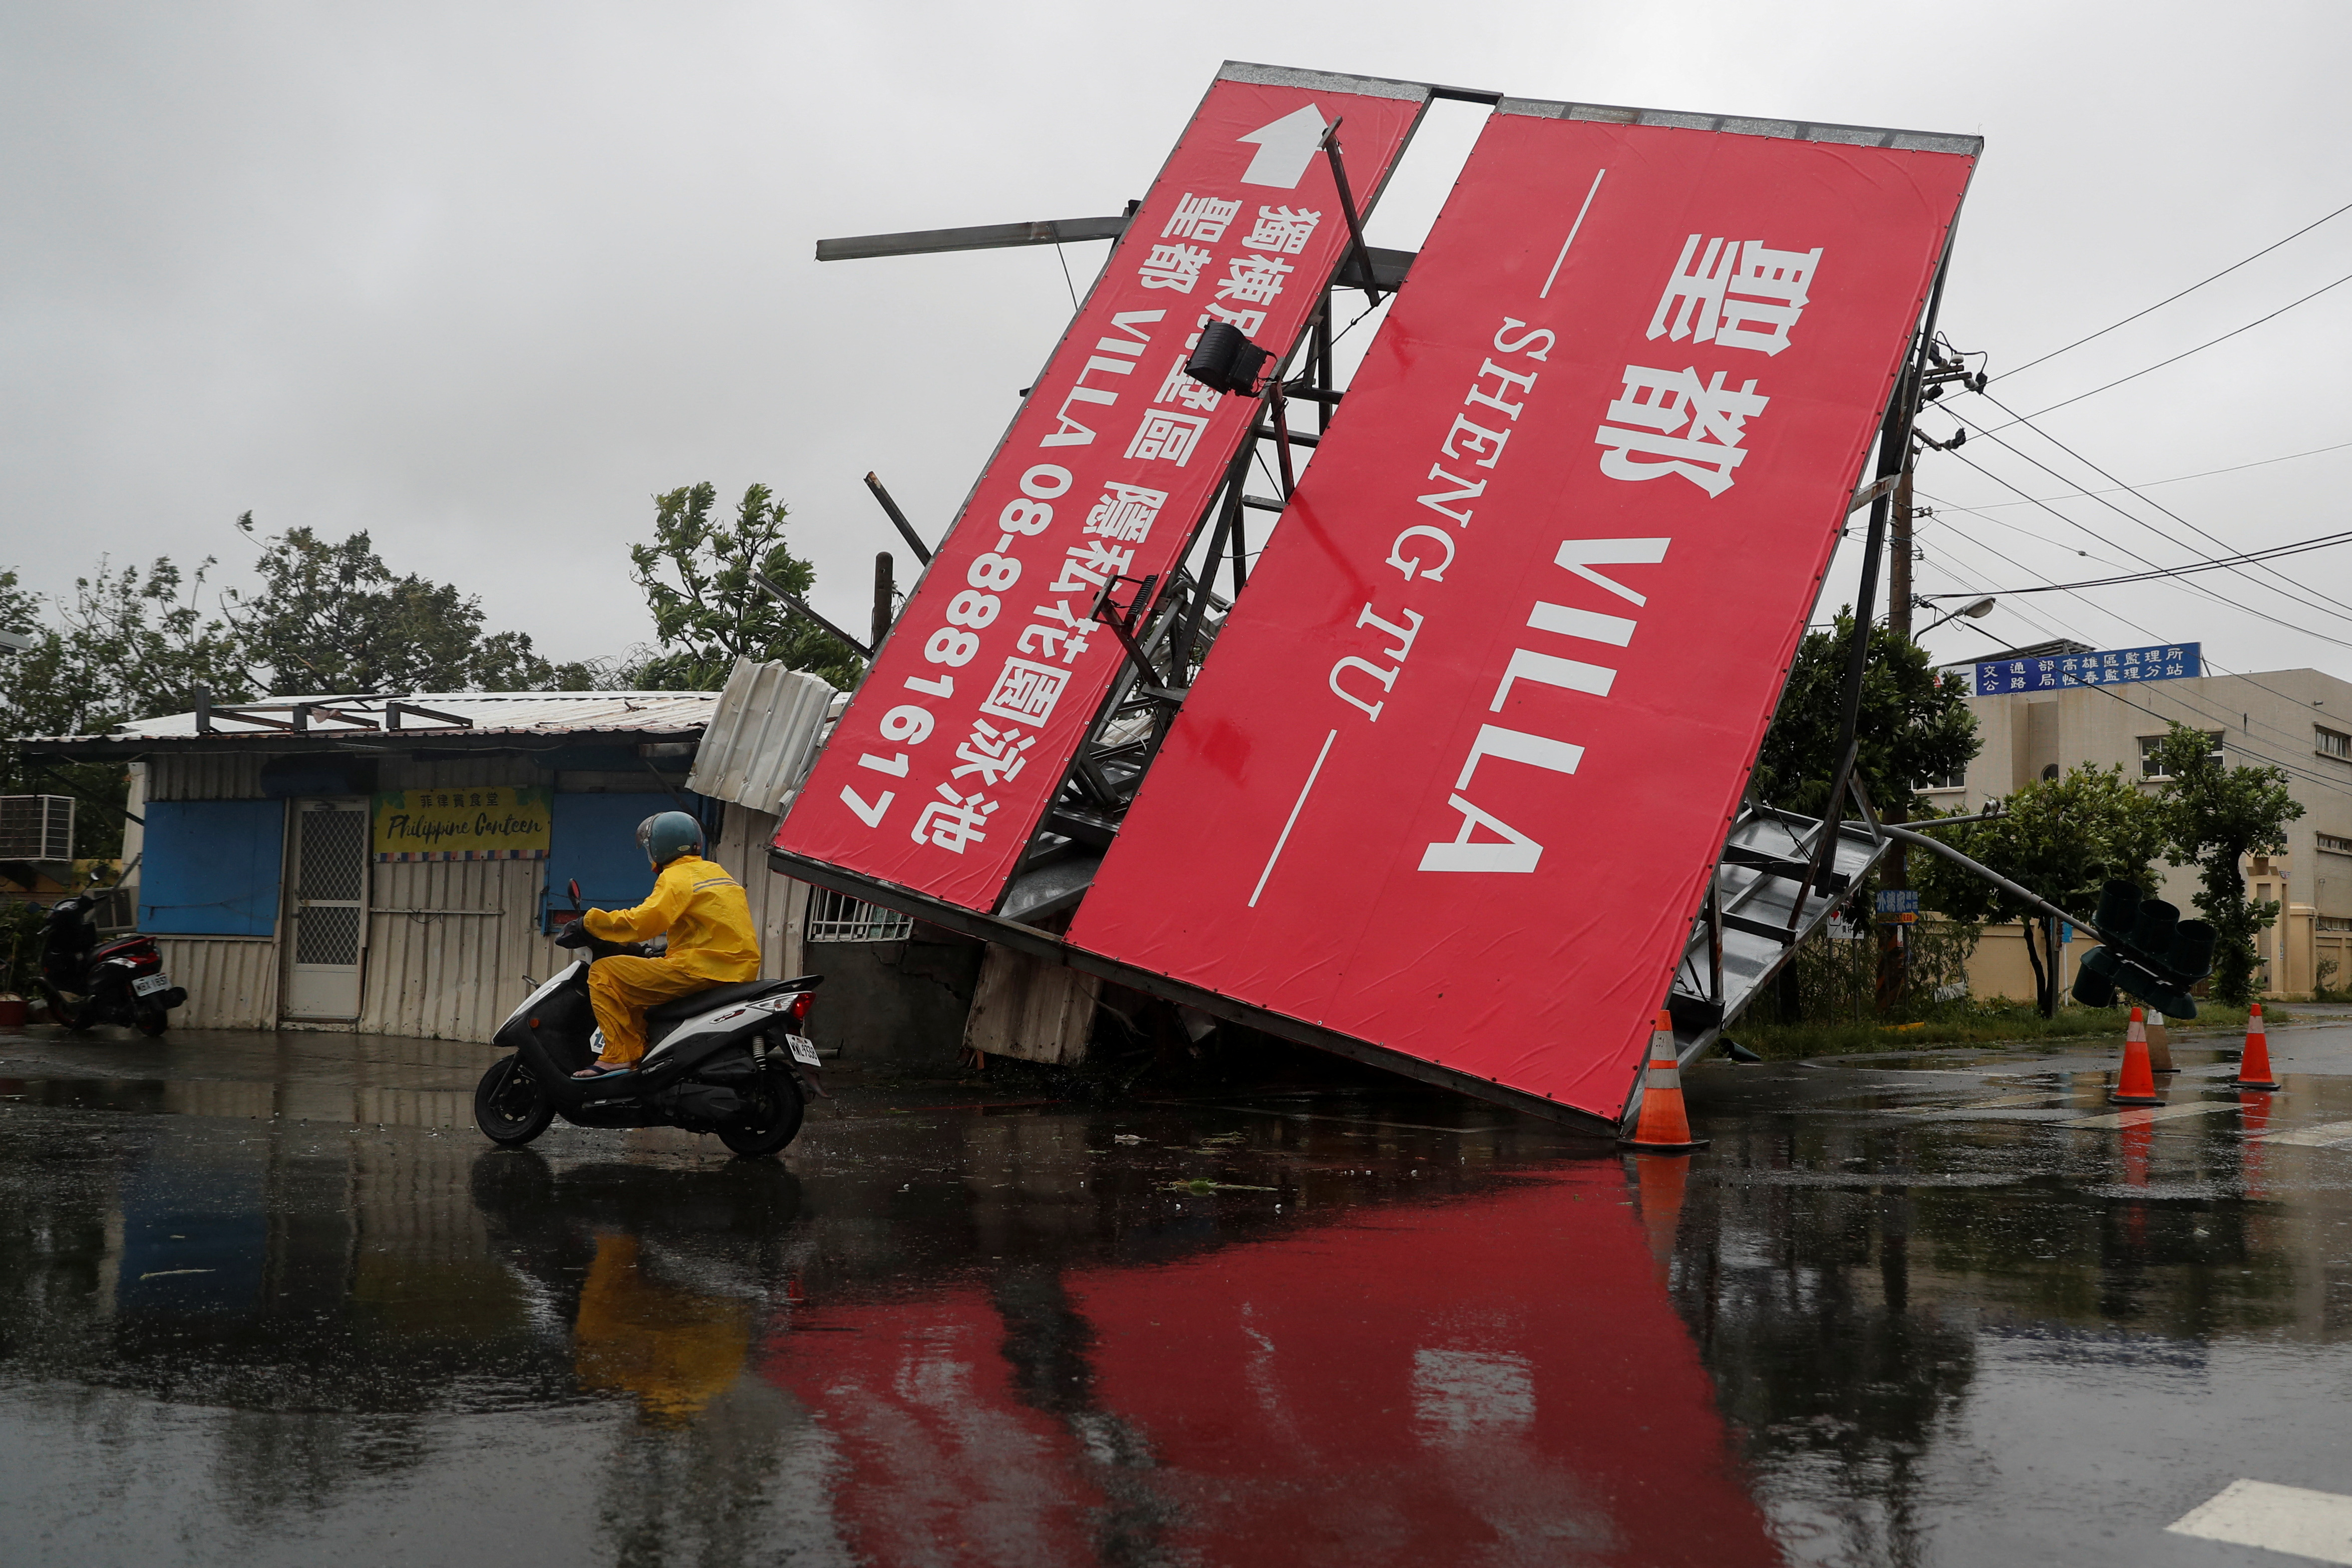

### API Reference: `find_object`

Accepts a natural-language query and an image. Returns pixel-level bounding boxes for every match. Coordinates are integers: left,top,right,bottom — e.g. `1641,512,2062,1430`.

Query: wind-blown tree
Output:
2150,721,2303,1007
1751,613,1979,821
226,519,601,694
1912,764,2169,1016
627,483,863,691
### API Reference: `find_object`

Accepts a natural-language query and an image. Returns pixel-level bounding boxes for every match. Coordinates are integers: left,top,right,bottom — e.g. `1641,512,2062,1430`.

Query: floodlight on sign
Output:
1183,322,1273,396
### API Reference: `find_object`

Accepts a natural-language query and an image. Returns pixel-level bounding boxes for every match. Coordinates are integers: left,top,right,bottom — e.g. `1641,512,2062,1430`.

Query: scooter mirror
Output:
568,878,582,905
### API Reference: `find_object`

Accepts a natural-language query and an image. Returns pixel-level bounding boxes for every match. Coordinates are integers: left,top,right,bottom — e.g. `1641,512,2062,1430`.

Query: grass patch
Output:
1726,1001,2287,1062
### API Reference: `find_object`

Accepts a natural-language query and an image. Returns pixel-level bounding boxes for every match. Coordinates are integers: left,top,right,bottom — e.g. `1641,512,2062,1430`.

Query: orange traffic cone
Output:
2235,1002,2281,1091
2110,1005,2162,1106
1622,1010,1709,1152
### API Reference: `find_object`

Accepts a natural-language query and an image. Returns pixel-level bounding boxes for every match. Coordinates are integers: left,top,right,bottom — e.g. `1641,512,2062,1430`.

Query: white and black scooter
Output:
471,880,825,1158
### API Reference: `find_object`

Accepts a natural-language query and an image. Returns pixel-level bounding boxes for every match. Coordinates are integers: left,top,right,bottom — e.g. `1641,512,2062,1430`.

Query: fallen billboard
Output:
775,63,1430,912
1067,101,1979,1122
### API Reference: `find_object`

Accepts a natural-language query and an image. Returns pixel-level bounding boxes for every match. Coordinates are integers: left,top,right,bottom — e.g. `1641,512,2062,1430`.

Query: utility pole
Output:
871,553,896,654
1876,340,1985,1013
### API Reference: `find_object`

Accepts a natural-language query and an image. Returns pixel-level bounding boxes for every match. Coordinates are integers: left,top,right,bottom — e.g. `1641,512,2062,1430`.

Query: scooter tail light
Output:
788,990,814,1023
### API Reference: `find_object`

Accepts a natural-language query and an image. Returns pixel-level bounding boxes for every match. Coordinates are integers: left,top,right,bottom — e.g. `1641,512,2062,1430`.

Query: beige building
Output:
1921,655,2352,1000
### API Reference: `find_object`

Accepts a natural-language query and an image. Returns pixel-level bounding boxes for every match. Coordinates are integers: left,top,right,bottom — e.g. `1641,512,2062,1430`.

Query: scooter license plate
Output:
785,1034,821,1068
133,973,170,997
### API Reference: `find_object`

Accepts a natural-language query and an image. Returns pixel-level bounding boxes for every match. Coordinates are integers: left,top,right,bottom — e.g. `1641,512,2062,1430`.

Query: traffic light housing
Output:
2070,879,2217,1017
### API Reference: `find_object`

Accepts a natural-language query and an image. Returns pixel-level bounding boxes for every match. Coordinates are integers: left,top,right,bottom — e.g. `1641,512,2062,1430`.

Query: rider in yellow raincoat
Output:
575,811,760,1077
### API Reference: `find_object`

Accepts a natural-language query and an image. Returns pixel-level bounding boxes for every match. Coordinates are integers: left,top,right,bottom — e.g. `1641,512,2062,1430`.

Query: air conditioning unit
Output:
0,795,75,861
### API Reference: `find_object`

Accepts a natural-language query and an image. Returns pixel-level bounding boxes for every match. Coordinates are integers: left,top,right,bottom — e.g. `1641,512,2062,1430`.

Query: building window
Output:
1918,763,1967,790
2139,731,2224,777
2319,726,2352,761
805,887,914,943
2321,916,2352,933
2320,833,2352,857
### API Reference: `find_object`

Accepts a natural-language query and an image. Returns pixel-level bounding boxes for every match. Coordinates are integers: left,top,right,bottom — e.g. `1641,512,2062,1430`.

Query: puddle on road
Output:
2,1043,2350,1567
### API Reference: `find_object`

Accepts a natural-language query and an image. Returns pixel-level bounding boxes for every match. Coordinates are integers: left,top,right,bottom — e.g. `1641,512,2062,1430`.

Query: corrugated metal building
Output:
20,676,843,1044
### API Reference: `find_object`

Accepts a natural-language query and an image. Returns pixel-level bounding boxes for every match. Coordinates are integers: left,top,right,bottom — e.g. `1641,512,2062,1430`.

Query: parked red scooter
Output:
37,881,185,1034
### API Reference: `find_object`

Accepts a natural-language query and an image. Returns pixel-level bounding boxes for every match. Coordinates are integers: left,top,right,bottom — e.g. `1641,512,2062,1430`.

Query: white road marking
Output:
1539,169,1608,300
2058,1101,2237,1130
2167,1478,2352,1564
2260,1119,2352,1148
1248,728,1337,909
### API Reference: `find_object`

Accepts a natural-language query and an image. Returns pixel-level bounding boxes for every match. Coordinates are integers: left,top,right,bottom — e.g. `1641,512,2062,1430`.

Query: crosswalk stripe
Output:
2167,1478,2352,1564
2057,1101,2237,1130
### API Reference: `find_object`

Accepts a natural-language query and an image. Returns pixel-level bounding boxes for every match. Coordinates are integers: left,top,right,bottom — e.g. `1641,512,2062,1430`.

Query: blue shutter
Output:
545,793,678,930
137,800,286,936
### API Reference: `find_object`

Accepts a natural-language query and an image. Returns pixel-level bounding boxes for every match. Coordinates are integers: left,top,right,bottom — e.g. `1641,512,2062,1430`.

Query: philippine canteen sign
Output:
372,787,552,862
777,63,1430,913
1068,100,1980,1122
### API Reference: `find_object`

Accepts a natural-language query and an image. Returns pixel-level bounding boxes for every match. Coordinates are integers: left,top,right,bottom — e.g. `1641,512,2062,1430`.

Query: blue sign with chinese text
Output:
1974,642,2199,696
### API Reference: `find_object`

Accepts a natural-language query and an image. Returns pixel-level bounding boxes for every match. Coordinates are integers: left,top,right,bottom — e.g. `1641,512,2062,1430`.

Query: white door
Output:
285,799,368,1019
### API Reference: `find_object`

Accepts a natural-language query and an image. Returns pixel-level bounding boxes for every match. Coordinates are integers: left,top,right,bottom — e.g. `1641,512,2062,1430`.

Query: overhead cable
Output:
1993,196,2352,382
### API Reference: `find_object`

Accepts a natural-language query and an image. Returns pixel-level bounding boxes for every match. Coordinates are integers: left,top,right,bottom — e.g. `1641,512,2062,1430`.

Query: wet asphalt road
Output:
1,1016,2349,1568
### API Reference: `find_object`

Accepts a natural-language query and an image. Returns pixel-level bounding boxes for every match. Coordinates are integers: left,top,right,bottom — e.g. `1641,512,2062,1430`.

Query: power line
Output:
1964,392,2352,624
1994,195,2352,382
1919,526,2352,596
1993,267,2352,426
1949,436,2352,509
1937,445,2352,649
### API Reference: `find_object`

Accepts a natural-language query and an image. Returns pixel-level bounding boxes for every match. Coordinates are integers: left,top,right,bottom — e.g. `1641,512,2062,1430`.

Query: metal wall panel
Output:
147,753,267,801
360,857,553,1042
158,938,280,1028
685,658,836,816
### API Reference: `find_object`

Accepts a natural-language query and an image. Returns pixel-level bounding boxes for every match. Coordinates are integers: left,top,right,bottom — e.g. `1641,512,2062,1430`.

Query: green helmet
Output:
637,811,705,868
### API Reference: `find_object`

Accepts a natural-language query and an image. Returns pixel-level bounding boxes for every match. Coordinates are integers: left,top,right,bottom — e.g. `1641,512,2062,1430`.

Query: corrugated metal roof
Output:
20,690,722,746
684,659,839,815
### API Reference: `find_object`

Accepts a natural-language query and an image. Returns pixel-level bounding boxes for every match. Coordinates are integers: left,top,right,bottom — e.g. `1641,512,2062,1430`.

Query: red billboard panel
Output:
1068,102,1978,1121
776,63,1429,911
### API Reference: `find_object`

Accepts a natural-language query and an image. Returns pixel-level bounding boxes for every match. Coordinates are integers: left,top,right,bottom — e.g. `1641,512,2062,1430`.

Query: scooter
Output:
37,875,185,1035
471,880,826,1159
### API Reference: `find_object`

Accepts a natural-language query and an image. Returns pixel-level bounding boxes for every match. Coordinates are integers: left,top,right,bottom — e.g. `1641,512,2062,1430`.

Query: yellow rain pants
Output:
582,854,761,1065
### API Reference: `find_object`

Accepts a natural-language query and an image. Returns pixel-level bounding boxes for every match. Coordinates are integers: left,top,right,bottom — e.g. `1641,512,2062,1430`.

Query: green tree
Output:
0,558,252,857
1913,764,2169,1015
1751,613,1978,821
627,483,864,691
2151,721,2303,1007
225,519,600,694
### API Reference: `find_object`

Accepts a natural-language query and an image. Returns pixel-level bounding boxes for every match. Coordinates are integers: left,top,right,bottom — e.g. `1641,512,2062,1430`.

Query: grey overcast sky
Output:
4,2,2350,692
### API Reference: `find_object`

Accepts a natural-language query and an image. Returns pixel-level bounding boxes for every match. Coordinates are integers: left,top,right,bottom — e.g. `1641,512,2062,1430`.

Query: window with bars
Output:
2319,726,2351,761
2319,833,2352,857
805,887,913,942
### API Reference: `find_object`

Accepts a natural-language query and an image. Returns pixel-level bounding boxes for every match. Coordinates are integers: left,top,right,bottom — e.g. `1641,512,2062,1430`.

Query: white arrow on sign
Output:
1238,104,1328,190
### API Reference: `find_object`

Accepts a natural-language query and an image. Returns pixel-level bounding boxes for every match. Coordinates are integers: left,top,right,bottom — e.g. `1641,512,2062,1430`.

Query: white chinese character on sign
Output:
1200,303,1268,339
980,657,1071,725
1126,407,1210,466
911,783,997,853
1154,354,1222,412
1593,364,1769,498
1216,253,1293,306
1085,481,1168,543
1050,539,1136,596
1138,243,1212,293
1647,236,1823,356
1163,194,1242,243
952,718,1036,787
1244,205,1322,254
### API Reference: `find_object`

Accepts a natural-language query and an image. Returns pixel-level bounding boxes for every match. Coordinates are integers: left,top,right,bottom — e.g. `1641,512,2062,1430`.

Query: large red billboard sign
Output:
1068,102,1977,1121
776,64,1429,911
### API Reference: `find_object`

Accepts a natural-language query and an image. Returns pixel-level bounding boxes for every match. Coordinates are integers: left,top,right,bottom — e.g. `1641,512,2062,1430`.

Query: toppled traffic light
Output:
2071,879,2217,1018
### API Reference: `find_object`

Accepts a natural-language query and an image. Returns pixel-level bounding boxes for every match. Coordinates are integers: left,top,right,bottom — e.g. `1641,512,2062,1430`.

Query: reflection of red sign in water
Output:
776,64,1429,914
759,1167,1780,1565
1068,106,1977,1122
